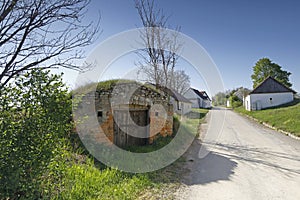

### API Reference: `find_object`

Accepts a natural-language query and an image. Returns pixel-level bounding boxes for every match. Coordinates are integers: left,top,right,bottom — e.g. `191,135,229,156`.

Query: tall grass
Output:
39,146,153,200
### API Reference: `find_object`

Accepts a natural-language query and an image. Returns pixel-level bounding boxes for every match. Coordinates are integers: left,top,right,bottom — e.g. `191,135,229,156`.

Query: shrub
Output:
0,69,72,199
230,95,243,108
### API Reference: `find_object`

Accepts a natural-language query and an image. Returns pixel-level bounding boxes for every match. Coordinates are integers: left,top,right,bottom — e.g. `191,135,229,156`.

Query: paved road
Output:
177,108,300,200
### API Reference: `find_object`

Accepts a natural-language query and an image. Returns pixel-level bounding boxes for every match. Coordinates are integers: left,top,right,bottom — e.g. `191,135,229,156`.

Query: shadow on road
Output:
182,139,238,185
203,141,300,176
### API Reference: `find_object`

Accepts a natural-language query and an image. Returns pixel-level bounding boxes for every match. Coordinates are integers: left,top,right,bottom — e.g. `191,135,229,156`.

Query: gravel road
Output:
176,108,300,200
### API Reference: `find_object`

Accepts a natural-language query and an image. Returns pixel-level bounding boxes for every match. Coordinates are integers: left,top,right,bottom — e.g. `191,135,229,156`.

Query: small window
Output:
270,98,273,101
155,112,159,116
97,111,103,117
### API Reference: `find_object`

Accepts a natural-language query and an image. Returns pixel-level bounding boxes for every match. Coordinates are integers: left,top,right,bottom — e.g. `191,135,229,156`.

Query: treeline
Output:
212,87,250,108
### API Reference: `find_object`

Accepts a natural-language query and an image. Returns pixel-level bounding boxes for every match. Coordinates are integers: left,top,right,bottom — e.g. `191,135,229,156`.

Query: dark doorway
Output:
113,110,149,148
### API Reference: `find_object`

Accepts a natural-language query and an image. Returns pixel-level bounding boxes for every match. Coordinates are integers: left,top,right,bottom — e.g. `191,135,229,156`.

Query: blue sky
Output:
59,0,300,95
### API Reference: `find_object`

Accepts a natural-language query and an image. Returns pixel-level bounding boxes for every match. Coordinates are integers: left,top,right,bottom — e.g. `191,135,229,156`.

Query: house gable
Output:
245,77,296,111
184,88,201,99
155,85,191,103
184,88,212,109
199,91,211,101
192,88,205,99
250,76,296,94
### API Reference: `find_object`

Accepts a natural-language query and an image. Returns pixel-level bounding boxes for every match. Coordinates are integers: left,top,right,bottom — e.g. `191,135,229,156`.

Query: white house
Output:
184,88,212,109
200,91,212,108
145,83,192,115
245,76,296,111
166,88,192,115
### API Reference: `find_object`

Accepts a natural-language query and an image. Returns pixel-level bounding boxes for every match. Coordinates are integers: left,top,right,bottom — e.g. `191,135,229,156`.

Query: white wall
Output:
245,95,251,111
181,102,192,115
226,100,231,108
245,92,293,111
171,97,192,115
202,99,212,108
184,89,202,108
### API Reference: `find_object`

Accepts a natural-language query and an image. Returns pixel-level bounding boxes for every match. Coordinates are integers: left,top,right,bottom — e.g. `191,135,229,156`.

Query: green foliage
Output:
173,115,181,134
0,70,209,199
96,79,138,91
0,71,154,199
0,69,72,199
72,79,161,96
125,135,174,153
185,109,208,136
230,95,243,108
235,99,300,137
251,58,292,88
212,92,228,106
43,156,152,200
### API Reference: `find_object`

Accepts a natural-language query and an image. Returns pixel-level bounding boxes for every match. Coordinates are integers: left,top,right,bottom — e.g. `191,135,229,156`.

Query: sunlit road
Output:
177,108,300,200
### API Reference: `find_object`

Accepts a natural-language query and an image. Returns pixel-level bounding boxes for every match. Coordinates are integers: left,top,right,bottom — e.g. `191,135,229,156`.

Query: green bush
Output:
0,69,72,199
230,95,243,108
0,70,155,199
0,70,209,199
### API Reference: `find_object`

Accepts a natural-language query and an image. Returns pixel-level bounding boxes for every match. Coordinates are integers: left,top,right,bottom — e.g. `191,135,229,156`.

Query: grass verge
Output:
234,99,300,137
184,108,209,136
4,109,208,200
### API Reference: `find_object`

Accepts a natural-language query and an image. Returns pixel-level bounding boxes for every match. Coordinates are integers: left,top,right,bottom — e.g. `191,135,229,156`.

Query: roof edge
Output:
250,76,296,94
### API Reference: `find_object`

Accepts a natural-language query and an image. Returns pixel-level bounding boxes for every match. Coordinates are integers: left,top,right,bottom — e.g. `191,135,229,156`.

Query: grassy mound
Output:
235,99,300,137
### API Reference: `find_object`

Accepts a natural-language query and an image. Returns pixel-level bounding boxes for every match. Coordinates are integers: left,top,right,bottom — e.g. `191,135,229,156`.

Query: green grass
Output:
125,110,209,153
126,110,209,199
73,79,161,95
125,135,174,153
184,108,209,135
41,152,153,200
235,99,300,137
38,110,209,200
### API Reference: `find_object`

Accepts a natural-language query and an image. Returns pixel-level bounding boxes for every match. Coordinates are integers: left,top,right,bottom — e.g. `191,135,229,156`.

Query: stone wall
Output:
93,82,173,146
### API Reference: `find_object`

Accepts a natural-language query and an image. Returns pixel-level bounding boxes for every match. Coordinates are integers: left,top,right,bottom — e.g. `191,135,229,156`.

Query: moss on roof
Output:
96,79,139,91
73,79,162,95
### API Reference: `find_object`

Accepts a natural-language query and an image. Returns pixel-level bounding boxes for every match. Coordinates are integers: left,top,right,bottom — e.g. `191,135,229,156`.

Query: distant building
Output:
158,86,192,115
227,87,251,108
235,87,251,103
145,83,192,115
244,76,296,111
226,99,231,108
184,88,212,109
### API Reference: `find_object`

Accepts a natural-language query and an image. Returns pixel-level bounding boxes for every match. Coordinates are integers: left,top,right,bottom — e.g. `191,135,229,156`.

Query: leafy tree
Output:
230,95,243,108
0,69,72,199
251,58,292,88
212,91,230,106
0,0,100,90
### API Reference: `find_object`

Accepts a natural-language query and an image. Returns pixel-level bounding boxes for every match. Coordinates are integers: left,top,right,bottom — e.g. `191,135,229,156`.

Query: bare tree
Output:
134,0,183,88
0,0,100,90
168,70,190,95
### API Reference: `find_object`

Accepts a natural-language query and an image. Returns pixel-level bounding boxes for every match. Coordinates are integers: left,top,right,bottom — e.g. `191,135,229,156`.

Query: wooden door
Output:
113,110,128,147
113,110,148,148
